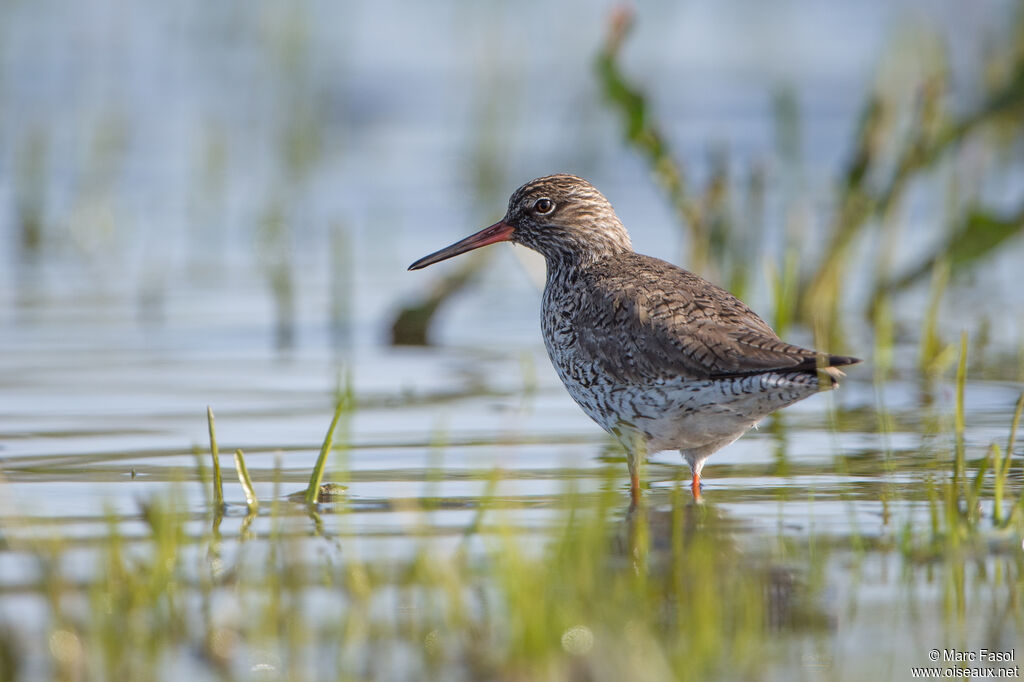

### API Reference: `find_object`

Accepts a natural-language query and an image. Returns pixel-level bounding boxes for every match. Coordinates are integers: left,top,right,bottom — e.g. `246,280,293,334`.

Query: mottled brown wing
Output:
575,254,834,382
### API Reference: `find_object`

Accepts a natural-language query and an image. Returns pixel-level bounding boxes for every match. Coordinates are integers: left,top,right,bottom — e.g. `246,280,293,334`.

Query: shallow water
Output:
2,270,1022,679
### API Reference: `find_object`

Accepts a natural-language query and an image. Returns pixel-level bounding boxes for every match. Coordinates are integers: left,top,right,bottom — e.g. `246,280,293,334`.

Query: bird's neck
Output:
542,249,620,291
537,230,633,275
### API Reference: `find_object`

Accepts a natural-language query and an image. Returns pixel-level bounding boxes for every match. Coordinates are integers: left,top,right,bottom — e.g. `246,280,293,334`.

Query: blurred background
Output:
3,0,1022,362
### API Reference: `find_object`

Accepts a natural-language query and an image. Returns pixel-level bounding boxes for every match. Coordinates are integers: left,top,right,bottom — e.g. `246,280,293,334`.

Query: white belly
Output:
550,352,822,455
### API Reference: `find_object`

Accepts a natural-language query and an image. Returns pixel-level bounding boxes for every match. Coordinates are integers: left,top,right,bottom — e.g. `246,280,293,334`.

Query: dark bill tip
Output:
407,221,514,271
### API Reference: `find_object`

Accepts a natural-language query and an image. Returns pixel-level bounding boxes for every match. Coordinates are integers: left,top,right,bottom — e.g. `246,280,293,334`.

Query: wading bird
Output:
409,174,859,503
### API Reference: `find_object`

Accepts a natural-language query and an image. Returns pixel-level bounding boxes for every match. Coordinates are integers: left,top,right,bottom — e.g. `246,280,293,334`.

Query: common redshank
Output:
409,174,859,503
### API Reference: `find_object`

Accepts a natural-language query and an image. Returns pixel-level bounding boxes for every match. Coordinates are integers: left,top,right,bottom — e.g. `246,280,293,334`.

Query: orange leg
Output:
630,470,640,506
691,471,702,502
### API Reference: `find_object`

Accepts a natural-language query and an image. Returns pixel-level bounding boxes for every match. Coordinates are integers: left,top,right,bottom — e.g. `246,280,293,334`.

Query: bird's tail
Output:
816,354,860,389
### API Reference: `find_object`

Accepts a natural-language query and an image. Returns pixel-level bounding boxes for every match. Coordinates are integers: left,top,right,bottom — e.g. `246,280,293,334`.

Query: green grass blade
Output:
304,399,347,505
207,406,224,510
969,444,991,517
1005,393,1024,527
1005,392,1024,472
233,449,258,512
769,247,799,339
991,443,1005,525
919,260,953,376
953,332,967,493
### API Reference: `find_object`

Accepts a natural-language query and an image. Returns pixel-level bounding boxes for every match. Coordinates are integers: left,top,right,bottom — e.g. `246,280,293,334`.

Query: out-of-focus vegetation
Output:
595,8,1024,358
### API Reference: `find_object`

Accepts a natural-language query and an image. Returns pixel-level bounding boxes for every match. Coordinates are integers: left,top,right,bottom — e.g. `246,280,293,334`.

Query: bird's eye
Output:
534,198,554,214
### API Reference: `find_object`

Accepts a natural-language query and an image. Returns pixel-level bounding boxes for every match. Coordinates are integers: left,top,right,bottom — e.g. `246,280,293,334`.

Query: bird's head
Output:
408,174,632,271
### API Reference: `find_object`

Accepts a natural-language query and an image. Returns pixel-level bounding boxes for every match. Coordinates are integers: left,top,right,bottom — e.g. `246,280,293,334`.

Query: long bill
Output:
407,220,515,270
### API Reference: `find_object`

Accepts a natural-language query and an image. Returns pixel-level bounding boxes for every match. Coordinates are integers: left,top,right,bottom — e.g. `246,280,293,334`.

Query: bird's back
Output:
543,251,857,386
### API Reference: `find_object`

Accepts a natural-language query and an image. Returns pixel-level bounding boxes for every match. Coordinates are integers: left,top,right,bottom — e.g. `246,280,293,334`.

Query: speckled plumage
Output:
409,174,860,501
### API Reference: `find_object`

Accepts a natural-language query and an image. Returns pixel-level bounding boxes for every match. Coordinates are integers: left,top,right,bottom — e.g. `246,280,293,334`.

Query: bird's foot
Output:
691,472,703,503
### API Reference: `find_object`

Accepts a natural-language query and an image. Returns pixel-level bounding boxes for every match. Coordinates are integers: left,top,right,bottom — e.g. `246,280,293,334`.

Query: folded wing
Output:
575,254,859,382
